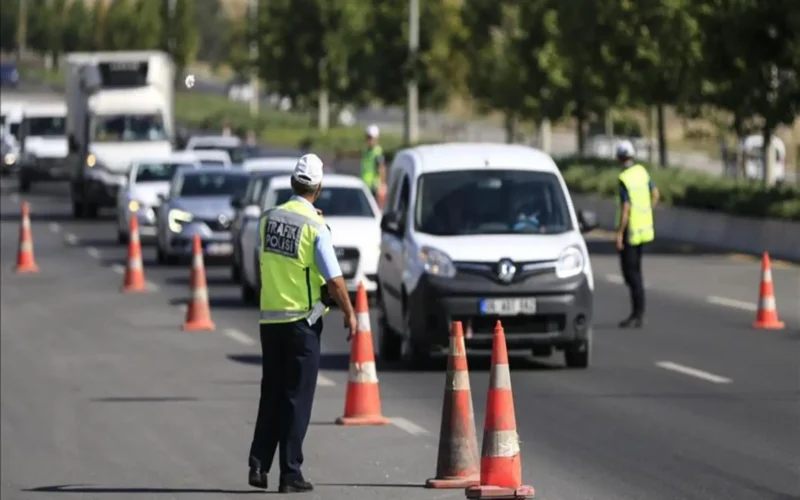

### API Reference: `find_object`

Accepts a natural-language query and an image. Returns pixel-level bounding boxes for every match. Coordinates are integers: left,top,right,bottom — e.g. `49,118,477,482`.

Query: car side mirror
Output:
380,211,403,235
243,205,261,219
157,193,167,202
577,209,598,233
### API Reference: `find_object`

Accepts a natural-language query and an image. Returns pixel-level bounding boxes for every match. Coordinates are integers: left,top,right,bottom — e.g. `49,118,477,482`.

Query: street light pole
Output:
404,0,420,145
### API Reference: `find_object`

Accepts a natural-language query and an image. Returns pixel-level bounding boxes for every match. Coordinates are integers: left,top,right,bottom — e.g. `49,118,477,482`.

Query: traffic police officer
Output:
615,140,659,328
248,154,357,493
361,124,386,198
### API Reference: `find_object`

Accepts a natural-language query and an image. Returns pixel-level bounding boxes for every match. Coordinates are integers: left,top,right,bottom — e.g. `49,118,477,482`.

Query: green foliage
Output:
558,157,800,221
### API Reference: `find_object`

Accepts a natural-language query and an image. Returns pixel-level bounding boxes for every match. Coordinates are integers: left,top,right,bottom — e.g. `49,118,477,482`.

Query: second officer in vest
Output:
615,140,659,328
248,154,357,493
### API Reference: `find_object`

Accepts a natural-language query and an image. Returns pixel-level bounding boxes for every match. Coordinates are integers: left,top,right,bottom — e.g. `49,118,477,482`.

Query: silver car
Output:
155,167,251,265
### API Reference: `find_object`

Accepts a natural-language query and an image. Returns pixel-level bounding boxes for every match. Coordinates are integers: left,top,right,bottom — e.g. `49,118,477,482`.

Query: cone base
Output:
122,283,147,293
465,484,535,499
15,264,39,274
752,320,785,330
335,415,390,426
183,320,216,331
426,475,480,489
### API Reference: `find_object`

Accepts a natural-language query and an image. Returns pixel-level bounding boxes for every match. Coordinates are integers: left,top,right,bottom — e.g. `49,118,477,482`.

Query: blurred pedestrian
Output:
615,140,659,328
361,124,386,205
248,154,357,493
221,120,232,137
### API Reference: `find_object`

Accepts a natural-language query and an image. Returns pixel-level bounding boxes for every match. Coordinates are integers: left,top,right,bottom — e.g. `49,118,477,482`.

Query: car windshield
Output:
415,170,572,235
199,160,228,168
134,162,194,183
178,172,249,198
274,187,374,217
92,113,167,142
193,145,245,164
26,116,66,137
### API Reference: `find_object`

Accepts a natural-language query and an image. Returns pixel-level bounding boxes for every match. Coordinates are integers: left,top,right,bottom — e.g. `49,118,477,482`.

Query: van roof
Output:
398,143,559,175
23,103,67,117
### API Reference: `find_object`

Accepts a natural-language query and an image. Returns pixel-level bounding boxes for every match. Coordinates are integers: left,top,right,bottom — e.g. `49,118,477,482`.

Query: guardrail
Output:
573,194,800,262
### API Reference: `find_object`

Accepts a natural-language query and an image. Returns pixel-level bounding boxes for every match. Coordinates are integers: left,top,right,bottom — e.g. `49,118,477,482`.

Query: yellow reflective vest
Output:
616,164,655,246
259,199,328,324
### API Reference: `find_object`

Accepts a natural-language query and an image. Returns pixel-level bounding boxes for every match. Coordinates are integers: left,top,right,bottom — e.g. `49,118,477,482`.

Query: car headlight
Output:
418,246,456,278
555,245,585,279
3,153,16,165
168,209,193,233
128,200,141,212
86,153,96,168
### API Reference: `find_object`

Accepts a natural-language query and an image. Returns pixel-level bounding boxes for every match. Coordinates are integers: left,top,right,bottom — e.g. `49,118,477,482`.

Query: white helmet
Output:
615,140,635,160
365,124,380,138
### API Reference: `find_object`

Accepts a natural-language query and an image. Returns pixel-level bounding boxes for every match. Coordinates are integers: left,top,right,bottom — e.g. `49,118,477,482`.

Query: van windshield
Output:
415,170,573,235
92,113,167,142
27,116,66,137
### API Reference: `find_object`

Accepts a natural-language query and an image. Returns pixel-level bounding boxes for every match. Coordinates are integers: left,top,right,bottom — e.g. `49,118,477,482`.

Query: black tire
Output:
231,262,241,283
564,339,590,369
155,245,166,265
117,229,128,245
85,203,99,219
377,300,401,362
18,178,31,193
72,201,85,219
402,306,430,368
241,279,257,305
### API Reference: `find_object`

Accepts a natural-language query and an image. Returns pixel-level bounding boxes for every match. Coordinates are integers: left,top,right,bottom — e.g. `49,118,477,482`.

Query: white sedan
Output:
116,152,201,243
240,174,381,305
241,156,297,173
191,149,232,168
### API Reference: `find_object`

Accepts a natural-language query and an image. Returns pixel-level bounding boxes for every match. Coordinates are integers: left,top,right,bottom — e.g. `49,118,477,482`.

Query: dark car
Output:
0,62,19,88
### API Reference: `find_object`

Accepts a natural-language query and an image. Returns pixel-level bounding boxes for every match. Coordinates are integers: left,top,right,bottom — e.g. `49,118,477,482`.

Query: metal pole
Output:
249,0,260,116
404,0,419,145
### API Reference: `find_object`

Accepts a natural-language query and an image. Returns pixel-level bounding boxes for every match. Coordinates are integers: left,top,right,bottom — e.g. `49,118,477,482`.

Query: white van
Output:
376,143,598,368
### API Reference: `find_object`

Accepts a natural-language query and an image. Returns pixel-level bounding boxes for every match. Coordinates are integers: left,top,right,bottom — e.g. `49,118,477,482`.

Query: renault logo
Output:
497,259,516,283
218,214,230,227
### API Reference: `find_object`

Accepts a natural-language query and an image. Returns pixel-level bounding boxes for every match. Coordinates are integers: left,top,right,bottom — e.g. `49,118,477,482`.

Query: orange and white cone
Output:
182,234,216,331
122,216,147,293
466,321,534,500
752,252,785,330
15,201,39,274
425,321,480,489
336,282,390,426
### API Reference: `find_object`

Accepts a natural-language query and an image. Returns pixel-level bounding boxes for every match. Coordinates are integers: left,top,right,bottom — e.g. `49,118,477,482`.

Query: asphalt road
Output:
2,169,799,500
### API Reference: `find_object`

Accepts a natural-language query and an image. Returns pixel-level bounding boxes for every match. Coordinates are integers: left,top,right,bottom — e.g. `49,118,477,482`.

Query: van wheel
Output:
377,301,401,362
231,262,241,283
18,178,31,193
564,339,590,369
72,201,85,218
401,307,430,368
242,279,257,305
117,229,128,245
85,203,99,219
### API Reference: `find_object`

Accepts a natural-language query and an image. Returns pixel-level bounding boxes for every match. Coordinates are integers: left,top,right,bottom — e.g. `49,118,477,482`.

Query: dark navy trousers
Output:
249,318,322,479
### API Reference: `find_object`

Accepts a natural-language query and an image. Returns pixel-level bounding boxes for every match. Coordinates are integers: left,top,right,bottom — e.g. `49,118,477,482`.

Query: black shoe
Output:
279,476,314,493
248,467,268,489
618,316,644,328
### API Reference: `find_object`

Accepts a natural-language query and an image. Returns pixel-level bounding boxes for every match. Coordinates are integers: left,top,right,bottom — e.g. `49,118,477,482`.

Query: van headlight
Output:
3,153,17,165
555,245,585,279
418,246,456,278
128,200,141,212
168,209,193,233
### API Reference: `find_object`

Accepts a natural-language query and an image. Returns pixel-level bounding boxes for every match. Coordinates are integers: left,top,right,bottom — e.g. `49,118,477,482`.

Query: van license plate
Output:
207,243,233,255
480,298,537,316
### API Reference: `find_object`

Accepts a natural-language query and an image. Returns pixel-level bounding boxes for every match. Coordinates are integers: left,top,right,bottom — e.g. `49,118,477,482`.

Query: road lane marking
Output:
706,295,757,312
223,328,256,346
177,304,188,312
390,417,430,436
110,263,125,274
145,281,160,292
49,222,60,233
86,247,100,259
10,193,19,203
605,274,625,285
655,361,732,384
64,233,78,245
317,374,336,387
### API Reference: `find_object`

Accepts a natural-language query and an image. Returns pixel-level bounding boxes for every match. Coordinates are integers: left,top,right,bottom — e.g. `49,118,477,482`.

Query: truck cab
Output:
66,51,175,218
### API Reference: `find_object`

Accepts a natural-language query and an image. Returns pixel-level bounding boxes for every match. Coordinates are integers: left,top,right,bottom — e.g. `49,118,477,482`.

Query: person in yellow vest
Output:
615,140,659,328
361,124,386,200
248,153,357,493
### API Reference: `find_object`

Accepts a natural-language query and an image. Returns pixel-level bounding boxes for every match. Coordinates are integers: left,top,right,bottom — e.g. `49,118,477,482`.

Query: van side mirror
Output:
380,211,403,235
243,205,261,219
577,209,598,233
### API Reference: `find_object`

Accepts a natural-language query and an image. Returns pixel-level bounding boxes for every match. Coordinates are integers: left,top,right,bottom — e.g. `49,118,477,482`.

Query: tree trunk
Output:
733,111,745,179
317,88,329,132
575,99,586,156
647,106,655,164
657,104,667,167
504,112,517,144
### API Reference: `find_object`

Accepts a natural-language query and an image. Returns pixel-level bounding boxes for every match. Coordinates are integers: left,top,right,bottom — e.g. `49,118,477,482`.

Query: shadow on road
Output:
25,485,264,494
165,275,233,287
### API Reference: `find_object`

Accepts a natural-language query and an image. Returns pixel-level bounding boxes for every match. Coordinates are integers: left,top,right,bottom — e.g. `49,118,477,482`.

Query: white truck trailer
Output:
65,51,175,218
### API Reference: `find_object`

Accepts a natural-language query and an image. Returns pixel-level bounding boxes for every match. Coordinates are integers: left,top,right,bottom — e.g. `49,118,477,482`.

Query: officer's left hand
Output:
616,233,624,251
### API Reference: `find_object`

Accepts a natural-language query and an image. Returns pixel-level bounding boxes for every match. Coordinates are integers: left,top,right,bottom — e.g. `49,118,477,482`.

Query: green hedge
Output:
557,157,800,221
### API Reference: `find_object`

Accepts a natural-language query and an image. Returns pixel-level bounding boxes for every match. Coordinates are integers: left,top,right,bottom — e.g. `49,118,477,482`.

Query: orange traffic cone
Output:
466,321,534,500
15,201,39,274
182,234,216,331
335,282,390,426
425,321,480,489
752,252,785,330
122,216,147,293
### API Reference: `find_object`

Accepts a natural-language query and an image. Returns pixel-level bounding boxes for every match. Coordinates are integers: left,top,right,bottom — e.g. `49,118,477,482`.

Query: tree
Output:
129,0,163,50
62,0,91,53
169,0,199,75
89,0,109,51
0,0,19,53
225,13,251,77
26,0,59,57
104,0,136,50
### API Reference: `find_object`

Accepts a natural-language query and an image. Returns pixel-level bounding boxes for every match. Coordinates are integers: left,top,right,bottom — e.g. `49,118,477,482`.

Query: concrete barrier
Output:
572,194,800,262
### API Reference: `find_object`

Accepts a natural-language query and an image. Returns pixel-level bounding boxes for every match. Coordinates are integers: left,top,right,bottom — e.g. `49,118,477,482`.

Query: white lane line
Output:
316,374,336,387
223,328,256,346
110,263,125,274
64,233,78,245
49,222,60,233
10,193,19,203
86,247,100,259
145,281,160,292
177,304,188,312
605,274,625,285
390,417,430,436
655,361,732,384
707,295,757,312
